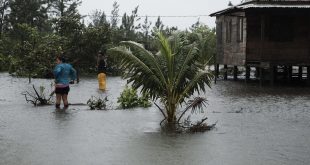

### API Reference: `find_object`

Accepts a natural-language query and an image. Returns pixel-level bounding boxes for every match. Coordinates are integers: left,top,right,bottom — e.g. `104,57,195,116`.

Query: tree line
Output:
0,0,216,80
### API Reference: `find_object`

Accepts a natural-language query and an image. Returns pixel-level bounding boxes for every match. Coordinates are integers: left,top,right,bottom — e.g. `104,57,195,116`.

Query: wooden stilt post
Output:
298,66,303,81
270,65,275,86
245,66,250,83
274,65,278,82
259,67,263,86
259,15,265,86
214,64,219,84
233,66,238,81
307,66,310,85
283,66,288,82
224,64,228,80
287,65,292,84
255,67,260,79
216,64,219,78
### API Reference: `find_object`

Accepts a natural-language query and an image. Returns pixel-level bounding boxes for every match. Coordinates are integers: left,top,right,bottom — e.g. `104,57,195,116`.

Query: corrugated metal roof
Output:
243,0,310,2
210,1,310,16
241,4,310,9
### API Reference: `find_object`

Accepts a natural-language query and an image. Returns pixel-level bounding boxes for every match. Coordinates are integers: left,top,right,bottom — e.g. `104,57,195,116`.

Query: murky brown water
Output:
1,72,310,165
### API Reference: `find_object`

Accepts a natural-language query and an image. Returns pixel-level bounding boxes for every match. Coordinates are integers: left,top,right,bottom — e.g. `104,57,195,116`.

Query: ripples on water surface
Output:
0,73,310,165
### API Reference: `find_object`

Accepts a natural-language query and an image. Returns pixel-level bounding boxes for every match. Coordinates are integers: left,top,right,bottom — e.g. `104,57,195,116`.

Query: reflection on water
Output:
1,73,310,165
53,109,75,121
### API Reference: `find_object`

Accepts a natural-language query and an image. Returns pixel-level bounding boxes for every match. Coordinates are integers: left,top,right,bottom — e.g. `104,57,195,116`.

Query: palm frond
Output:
174,45,199,89
179,71,213,103
157,33,174,84
108,46,164,99
177,97,207,123
120,41,167,87
187,97,208,113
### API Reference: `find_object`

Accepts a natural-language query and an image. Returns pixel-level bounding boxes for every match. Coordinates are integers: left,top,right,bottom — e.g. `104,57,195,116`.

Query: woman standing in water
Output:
53,56,77,109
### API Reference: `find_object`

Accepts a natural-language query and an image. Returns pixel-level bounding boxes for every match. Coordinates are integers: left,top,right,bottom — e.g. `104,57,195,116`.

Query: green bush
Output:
138,92,152,108
117,85,152,109
0,54,6,71
87,96,108,110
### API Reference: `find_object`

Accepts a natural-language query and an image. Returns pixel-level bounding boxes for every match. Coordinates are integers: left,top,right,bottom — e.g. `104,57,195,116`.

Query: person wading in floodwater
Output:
53,56,77,109
97,51,107,91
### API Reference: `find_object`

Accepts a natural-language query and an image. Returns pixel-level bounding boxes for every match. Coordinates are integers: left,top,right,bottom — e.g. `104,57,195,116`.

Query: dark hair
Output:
98,51,106,59
56,56,66,63
98,49,107,55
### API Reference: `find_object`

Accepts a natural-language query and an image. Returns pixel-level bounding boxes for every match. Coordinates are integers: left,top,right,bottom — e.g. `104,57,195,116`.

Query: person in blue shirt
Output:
53,56,77,109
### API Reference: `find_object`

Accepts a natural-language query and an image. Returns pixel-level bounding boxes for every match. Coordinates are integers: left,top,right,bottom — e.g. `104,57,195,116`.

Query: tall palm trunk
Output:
166,102,177,123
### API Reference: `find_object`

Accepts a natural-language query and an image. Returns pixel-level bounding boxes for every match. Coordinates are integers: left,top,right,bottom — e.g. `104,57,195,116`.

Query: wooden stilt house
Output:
210,0,310,85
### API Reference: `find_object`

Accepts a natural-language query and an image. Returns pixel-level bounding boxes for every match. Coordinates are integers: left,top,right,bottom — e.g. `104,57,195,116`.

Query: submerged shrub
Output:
138,92,152,108
22,85,54,106
87,96,108,110
117,85,152,109
117,86,139,108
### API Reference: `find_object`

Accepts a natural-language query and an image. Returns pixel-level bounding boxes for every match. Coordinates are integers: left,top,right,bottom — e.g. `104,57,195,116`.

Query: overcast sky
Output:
78,0,242,29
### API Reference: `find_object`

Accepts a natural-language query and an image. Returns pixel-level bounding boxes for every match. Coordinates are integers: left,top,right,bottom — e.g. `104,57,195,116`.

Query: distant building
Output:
210,0,310,85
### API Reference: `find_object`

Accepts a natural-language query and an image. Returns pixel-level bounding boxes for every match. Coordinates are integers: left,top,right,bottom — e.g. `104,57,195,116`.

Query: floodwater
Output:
1,72,310,165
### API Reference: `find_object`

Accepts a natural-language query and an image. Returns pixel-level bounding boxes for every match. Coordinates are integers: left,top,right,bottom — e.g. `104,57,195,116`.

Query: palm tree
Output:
108,32,213,124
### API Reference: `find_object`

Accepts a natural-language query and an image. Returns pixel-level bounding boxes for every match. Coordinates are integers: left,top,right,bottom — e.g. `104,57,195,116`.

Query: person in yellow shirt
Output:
97,51,107,91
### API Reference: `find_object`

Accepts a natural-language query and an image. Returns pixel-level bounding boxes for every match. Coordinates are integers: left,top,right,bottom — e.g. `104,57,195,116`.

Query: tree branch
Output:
177,97,207,123
22,93,36,105
177,105,192,124
22,85,52,106
160,118,167,126
154,102,167,118
193,116,208,127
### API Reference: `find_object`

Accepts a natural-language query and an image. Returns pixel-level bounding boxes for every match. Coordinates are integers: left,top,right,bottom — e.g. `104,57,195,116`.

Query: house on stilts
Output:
210,0,310,85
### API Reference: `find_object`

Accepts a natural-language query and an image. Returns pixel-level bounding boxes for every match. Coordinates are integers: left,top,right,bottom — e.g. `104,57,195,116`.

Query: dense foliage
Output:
117,85,152,109
0,0,216,80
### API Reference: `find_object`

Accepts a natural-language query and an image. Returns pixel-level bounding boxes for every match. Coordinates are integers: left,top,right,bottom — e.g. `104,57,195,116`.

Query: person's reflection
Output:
53,109,72,125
